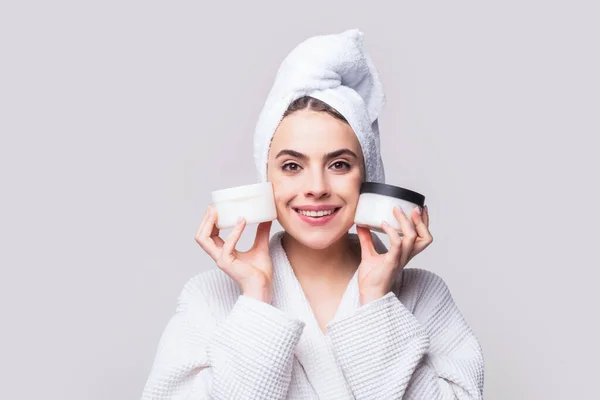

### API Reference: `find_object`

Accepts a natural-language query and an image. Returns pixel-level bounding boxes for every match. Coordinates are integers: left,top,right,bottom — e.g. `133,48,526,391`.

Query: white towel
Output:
253,28,387,183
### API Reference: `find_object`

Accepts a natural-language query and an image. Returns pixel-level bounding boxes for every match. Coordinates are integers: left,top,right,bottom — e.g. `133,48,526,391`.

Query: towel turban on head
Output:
253,28,387,183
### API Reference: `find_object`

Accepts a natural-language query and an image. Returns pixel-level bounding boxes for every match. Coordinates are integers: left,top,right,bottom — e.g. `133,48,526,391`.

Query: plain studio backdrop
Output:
1,1,598,399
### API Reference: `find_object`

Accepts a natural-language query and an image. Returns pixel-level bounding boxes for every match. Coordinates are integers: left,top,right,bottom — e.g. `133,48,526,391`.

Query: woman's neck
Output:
281,231,360,284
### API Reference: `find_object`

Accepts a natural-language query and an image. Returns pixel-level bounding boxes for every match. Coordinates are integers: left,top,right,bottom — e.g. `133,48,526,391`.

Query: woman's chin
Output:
299,235,337,250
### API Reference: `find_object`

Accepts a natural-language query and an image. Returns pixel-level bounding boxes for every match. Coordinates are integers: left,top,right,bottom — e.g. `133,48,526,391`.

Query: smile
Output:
292,207,341,226
297,209,335,217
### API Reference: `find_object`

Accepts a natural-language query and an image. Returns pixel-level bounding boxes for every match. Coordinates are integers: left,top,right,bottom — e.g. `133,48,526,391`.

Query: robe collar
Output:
268,230,391,399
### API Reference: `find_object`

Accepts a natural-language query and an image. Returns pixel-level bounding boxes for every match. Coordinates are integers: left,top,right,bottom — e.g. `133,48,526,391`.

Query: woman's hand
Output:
194,205,274,303
356,205,432,304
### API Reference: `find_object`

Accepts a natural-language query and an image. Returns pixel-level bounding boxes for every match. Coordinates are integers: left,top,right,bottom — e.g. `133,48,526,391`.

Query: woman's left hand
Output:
356,205,433,304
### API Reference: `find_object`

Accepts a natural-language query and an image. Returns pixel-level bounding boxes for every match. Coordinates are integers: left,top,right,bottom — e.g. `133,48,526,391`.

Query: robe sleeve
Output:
325,269,485,400
141,277,306,400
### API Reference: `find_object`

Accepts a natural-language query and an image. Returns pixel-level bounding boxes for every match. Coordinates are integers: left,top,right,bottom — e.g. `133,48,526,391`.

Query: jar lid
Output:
360,182,425,206
212,182,273,203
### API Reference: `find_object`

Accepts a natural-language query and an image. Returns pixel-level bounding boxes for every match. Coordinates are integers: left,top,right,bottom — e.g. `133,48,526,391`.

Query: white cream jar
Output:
354,182,426,234
211,182,277,229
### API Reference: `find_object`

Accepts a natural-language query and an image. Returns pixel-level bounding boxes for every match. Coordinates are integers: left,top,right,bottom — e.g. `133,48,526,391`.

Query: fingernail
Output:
424,205,428,214
236,216,244,224
416,206,422,215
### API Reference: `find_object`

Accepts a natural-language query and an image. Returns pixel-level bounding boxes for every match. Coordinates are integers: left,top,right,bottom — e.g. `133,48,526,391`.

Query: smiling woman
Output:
142,29,485,400
268,99,365,252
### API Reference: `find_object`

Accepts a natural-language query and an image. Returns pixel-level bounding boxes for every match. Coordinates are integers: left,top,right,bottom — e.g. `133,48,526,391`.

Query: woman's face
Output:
267,109,365,250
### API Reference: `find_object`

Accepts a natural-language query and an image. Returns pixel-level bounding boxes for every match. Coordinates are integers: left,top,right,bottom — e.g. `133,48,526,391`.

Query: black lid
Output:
360,182,425,207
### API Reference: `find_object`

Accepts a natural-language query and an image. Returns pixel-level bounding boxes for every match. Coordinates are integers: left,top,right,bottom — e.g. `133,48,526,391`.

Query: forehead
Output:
270,110,362,155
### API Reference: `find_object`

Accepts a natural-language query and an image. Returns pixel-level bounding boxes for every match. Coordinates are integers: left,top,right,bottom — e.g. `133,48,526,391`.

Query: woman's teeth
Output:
297,209,335,217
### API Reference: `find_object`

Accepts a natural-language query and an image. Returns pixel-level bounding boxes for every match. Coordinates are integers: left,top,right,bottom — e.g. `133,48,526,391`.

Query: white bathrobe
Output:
141,231,485,399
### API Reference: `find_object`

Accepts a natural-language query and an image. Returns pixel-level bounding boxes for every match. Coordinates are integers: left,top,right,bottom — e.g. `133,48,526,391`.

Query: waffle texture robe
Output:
142,231,485,399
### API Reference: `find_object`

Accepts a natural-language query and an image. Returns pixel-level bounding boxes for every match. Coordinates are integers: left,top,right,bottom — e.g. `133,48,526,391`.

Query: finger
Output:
405,205,432,263
407,218,434,262
253,220,273,250
198,206,222,260
222,217,246,259
392,206,418,267
392,205,417,238
413,207,432,238
393,205,419,241
422,205,429,228
410,206,423,227
356,226,376,257
195,205,212,240
411,206,432,242
380,221,402,262
210,222,225,250
205,205,225,250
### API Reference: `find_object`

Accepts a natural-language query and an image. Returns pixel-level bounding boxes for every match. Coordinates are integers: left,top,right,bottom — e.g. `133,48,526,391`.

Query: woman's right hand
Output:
194,205,274,303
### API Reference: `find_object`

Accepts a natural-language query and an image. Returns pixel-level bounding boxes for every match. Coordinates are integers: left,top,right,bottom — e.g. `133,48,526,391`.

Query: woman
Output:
142,30,484,400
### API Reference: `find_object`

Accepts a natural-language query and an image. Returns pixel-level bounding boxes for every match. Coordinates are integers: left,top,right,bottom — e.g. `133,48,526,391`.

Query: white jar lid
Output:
211,182,274,203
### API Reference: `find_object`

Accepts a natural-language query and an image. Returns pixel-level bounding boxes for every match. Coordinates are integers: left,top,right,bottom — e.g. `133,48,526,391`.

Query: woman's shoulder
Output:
395,267,454,311
400,267,447,286
177,268,241,317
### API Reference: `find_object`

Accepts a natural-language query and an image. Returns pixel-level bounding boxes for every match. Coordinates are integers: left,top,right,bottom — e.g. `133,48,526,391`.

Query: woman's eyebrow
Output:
275,149,307,160
325,149,358,160
275,148,358,160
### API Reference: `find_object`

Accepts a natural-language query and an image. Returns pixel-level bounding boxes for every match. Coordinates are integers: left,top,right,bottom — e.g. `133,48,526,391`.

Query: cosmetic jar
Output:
354,182,426,234
211,182,277,229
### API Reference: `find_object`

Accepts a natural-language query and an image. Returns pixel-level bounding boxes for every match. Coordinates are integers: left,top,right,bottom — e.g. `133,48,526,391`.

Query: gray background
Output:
1,1,598,399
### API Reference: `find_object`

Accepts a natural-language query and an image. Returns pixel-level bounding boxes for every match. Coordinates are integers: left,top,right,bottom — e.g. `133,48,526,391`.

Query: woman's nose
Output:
303,170,330,199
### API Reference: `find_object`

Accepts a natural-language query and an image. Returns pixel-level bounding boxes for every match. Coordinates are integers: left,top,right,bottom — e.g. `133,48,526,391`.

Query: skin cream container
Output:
211,182,278,229
354,182,426,234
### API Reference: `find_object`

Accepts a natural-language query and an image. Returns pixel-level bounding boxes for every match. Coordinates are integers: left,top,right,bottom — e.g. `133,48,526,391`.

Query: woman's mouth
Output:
293,207,341,226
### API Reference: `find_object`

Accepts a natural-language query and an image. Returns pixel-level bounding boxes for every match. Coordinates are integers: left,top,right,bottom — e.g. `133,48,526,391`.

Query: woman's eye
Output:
331,161,351,170
282,162,301,171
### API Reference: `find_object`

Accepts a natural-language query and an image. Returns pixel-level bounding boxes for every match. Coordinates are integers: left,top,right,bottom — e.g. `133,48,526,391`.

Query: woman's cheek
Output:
336,174,361,195
272,176,294,205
